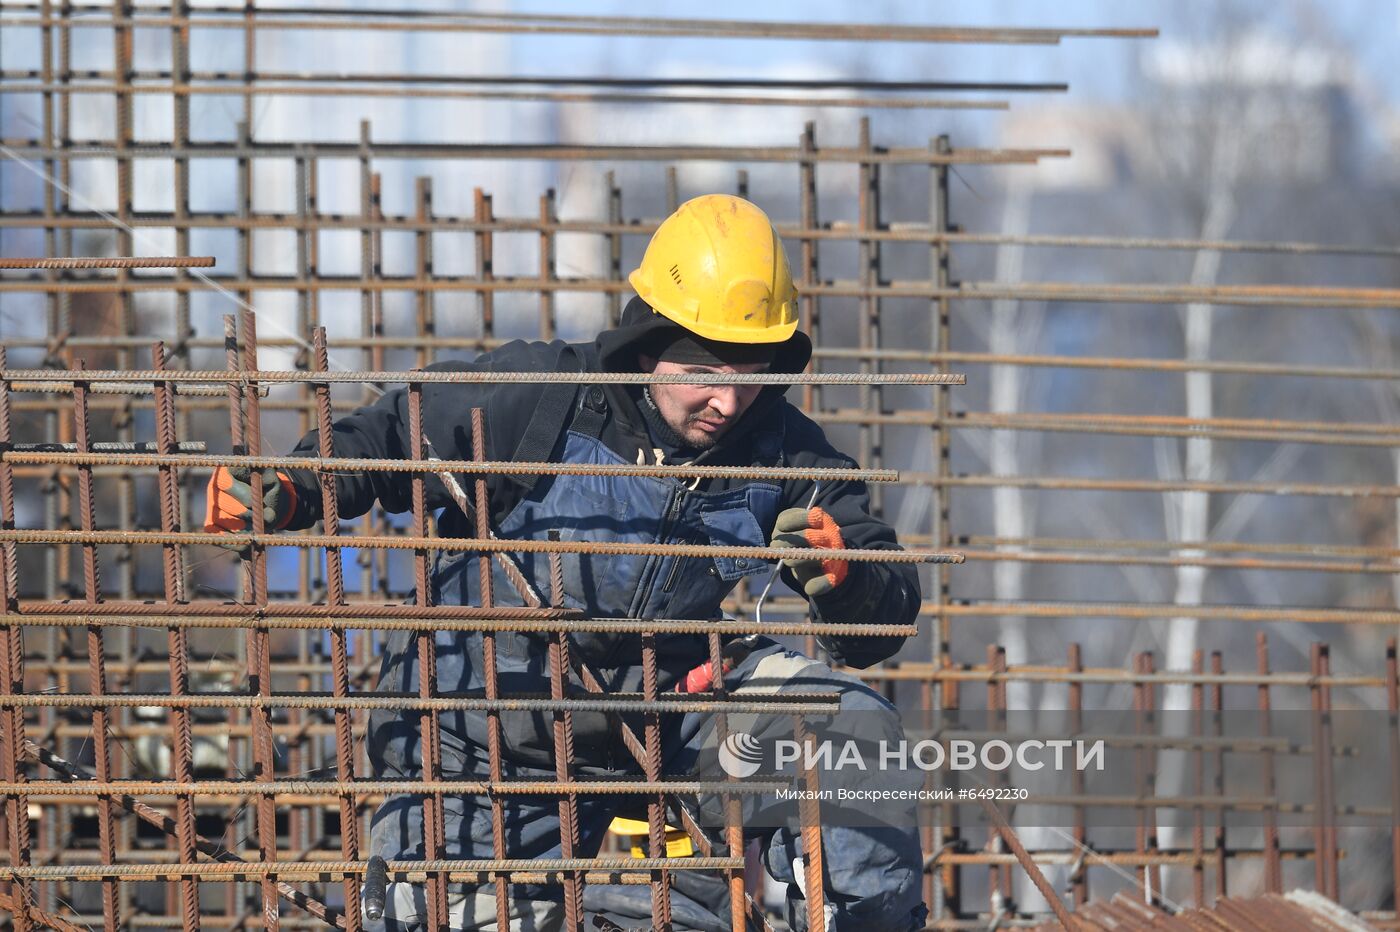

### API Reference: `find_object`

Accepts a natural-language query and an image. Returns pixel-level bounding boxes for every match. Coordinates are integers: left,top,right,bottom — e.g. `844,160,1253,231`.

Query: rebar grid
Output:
2,4,1398,930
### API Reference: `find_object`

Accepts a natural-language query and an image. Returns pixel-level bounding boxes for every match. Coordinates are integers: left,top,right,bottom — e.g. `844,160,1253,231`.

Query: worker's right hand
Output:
203,466,298,536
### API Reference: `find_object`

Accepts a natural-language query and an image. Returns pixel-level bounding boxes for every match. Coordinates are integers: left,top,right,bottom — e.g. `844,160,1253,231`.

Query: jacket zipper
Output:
655,487,687,595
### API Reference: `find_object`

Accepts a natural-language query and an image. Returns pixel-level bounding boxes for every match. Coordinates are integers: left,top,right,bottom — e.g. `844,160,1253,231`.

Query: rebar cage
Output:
2,5,1400,930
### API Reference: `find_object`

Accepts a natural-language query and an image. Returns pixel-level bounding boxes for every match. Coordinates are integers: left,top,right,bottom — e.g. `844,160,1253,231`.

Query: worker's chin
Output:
681,423,724,449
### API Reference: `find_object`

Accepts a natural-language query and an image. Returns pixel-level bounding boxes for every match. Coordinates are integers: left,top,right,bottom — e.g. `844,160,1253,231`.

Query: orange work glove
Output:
203,466,298,534
769,506,849,597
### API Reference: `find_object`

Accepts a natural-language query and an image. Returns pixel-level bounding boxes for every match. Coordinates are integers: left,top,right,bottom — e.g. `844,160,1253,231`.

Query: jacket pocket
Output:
699,491,777,581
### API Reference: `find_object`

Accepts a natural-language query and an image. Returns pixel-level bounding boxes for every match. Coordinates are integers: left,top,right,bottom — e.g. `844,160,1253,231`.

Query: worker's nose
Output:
708,388,740,418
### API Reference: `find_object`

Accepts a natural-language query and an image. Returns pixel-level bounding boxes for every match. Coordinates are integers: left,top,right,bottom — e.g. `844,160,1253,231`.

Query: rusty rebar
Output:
0,528,963,565
0,367,964,386
0,449,900,483
0,256,214,269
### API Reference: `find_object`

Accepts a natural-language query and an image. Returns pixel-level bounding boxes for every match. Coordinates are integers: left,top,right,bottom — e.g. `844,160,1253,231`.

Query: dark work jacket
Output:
280,298,921,770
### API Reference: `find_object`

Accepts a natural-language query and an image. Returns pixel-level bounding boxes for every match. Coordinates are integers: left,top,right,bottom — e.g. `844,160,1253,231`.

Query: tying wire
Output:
755,481,821,627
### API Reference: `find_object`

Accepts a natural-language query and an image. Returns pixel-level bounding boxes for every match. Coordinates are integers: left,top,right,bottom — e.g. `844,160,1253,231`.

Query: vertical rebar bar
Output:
606,172,622,328
1209,651,1226,901
795,716,826,932
0,348,33,932
314,328,362,932
857,117,884,518
471,406,512,931
1190,650,1205,906
1389,639,1400,912
547,533,583,931
1068,643,1086,908
153,342,201,931
474,190,496,351
1256,632,1281,893
540,189,558,342
929,133,955,922
408,382,448,930
641,629,672,930
73,362,121,930
237,309,280,932
415,178,435,372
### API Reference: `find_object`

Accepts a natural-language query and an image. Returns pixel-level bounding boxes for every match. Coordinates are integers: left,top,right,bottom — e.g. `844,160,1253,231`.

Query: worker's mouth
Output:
692,418,726,434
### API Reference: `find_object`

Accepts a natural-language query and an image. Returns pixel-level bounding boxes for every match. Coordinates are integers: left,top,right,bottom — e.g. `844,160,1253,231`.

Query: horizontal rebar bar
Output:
4,338,1392,384
6,212,1396,260
0,256,214,270
821,408,1400,448
860,662,1389,689
6,442,207,453
0,368,963,387
3,274,1396,309
0,692,842,714
3,609,920,638
0,6,1158,44
0,80,1012,111
0,141,1066,164
0,857,745,882
936,600,1400,625
0,451,899,483
0,528,964,565
0,779,788,797
922,473,1400,499
959,548,1400,575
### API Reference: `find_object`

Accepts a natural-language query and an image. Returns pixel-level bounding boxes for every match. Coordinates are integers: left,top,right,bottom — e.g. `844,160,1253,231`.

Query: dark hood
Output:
596,295,812,377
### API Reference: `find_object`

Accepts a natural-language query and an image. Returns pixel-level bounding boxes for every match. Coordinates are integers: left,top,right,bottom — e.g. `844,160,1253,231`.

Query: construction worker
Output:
206,194,928,931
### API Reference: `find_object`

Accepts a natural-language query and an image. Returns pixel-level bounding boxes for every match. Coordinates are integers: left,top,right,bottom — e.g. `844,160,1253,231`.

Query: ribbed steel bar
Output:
0,256,214,269
0,349,34,932
72,364,122,931
236,309,281,932
547,539,584,931
0,450,901,483
313,328,360,932
0,80,1012,110
2,340,1391,384
1,611,920,638
978,797,1076,929
30,741,346,927
958,548,1400,575
9,275,1400,310
922,473,1400,499
0,368,964,386
0,692,846,718
8,212,1399,261
0,777,788,796
641,628,670,929
0,140,1065,164
152,342,200,931
409,383,449,930
10,211,1396,261
966,535,1400,559
0,5,1157,43
0,529,964,565
0,857,745,882
4,275,1398,314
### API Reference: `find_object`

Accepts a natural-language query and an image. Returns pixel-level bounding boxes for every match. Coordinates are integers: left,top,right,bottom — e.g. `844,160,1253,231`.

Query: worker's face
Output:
639,356,768,449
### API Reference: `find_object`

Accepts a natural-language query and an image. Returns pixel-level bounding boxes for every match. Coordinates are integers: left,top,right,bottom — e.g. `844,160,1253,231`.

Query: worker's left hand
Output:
770,507,849,598
203,466,298,537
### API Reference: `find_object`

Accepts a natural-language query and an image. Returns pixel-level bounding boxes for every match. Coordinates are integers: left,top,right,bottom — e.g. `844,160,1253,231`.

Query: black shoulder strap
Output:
569,385,610,441
508,348,586,494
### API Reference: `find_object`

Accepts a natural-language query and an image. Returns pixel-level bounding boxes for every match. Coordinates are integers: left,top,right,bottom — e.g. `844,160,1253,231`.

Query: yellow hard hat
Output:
628,194,798,345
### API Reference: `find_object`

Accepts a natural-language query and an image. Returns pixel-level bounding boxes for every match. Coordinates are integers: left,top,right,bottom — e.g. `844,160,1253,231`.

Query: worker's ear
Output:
638,353,658,373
